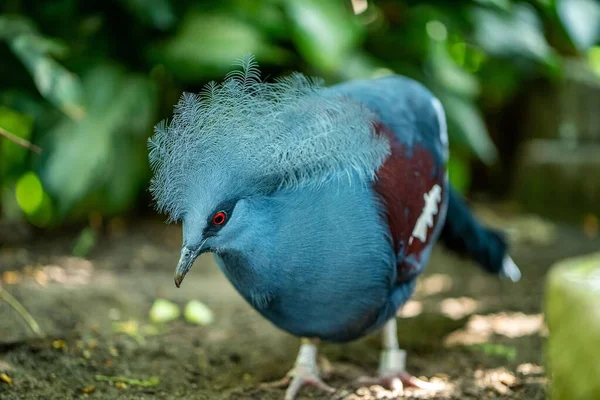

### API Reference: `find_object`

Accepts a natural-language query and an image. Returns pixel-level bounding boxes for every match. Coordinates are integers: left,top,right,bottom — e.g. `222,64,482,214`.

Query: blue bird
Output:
148,56,521,399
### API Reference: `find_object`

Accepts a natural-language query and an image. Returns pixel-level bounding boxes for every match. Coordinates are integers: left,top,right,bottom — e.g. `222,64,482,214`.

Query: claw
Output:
260,375,292,389
358,371,444,394
357,348,444,395
284,365,335,400
261,365,335,400
261,339,336,400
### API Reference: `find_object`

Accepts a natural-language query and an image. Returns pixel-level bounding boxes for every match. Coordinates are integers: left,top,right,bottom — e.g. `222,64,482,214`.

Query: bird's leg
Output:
261,338,335,400
358,318,442,392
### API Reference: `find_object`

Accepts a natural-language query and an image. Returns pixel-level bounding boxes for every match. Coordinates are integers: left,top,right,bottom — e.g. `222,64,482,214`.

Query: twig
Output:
0,126,42,154
0,285,43,337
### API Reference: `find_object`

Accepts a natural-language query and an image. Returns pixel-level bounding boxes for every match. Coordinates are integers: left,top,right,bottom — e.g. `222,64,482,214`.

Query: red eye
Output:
212,211,227,226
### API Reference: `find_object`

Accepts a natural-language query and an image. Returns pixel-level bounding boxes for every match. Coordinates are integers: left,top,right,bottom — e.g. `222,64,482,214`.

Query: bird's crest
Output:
148,55,390,221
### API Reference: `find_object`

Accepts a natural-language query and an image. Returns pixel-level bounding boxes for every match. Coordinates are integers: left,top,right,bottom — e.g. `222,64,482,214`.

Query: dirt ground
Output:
1,208,598,400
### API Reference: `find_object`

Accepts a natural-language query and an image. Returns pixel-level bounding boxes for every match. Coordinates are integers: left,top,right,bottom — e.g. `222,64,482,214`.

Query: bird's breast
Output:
216,251,392,342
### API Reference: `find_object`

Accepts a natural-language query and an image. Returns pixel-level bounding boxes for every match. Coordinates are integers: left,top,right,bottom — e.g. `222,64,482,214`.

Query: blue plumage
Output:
214,180,395,342
148,57,520,398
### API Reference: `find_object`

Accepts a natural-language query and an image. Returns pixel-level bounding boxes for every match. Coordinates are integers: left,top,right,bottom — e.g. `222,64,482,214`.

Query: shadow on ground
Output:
1,209,598,399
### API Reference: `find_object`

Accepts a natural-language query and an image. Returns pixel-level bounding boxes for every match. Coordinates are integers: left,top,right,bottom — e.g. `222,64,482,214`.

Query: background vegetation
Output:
1,0,599,228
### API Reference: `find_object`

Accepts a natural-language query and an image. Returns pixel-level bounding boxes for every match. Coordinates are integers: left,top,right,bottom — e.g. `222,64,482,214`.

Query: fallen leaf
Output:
95,374,159,387
52,340,67,350
2,271,21,285
82,385,95,394
112,320,145,345
34,269,48,286
149,298,180,324
109,347,119,357
184,300,214,325
0,373,12,385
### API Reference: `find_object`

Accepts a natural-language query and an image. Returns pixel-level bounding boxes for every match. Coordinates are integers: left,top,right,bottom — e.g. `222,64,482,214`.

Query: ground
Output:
0,208,598,400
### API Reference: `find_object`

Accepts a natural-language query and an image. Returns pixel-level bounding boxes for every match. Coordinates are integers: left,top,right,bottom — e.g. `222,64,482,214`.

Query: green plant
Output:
0,0,598,226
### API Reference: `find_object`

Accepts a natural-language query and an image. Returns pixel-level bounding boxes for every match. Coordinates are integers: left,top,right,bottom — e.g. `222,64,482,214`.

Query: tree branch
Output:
0,126,42,154
0,284,44,337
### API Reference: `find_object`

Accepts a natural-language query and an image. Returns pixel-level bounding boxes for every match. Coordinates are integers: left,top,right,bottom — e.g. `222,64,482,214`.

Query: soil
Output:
0,210,598,400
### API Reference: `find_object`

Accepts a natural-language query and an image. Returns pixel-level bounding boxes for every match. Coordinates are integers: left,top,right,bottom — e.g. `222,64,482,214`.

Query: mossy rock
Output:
546,252,600,400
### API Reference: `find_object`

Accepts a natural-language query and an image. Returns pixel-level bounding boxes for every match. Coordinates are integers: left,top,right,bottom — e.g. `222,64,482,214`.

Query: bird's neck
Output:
214,250,276,310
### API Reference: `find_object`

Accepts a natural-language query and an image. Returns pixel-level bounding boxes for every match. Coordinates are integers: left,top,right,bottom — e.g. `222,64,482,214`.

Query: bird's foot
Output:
357,349,443,394
358,370,442,392
261,363,335,400
260,340,335,400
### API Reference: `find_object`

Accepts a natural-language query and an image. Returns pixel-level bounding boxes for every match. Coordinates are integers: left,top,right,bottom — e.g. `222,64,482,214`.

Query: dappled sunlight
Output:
474,368,518,395
350,0,368,15
2,0,600,396
348,377,454,400
470,313,544,338
439,297,479,320
397,300,423,318
445,312,545,346
1,257,94,287
417,274,453,297
517,363,544,376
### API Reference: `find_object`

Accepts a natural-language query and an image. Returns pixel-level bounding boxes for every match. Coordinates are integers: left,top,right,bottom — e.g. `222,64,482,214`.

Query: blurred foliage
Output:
0,0,599,227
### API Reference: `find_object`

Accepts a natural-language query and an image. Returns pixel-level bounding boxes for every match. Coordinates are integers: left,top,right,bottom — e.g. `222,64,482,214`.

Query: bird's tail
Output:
440,187,521,281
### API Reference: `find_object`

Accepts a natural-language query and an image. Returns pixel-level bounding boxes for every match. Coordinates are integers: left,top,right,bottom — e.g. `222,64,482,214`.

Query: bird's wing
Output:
330,75,450,282
373,122,448,282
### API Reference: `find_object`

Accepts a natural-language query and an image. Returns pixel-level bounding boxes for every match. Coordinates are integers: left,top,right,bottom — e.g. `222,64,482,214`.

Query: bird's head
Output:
171,175,273,287
147,55,389,287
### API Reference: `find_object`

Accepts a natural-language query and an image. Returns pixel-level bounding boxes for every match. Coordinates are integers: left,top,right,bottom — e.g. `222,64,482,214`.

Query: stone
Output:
545,252,600,400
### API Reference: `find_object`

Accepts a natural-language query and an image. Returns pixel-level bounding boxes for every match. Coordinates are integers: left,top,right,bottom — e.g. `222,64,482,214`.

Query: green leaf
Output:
0,15,85,120
153,12,287,81
478,60,523,107
0,15,67,57
0,90,48,123
557,0,600,51
118,0,176,30
72,226,97,257
470,343,517,361
338,51,389,81
0,106,34,176
472,4,557,65
590,46,600,76
9,35,85,120
284,0,363,73
447,153,471,194
13,170,53,226
428,41,480,99
0,15,35,39
15,171,43,215
40,65,157,215
233,0,289,39
440,93,498,164
473,0,512,12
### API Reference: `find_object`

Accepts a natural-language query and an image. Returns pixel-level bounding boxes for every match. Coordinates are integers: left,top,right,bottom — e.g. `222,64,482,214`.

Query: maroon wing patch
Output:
373,122,446,281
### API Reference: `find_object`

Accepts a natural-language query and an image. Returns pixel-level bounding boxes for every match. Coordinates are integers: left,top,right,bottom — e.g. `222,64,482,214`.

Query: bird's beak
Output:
174,240,207,288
